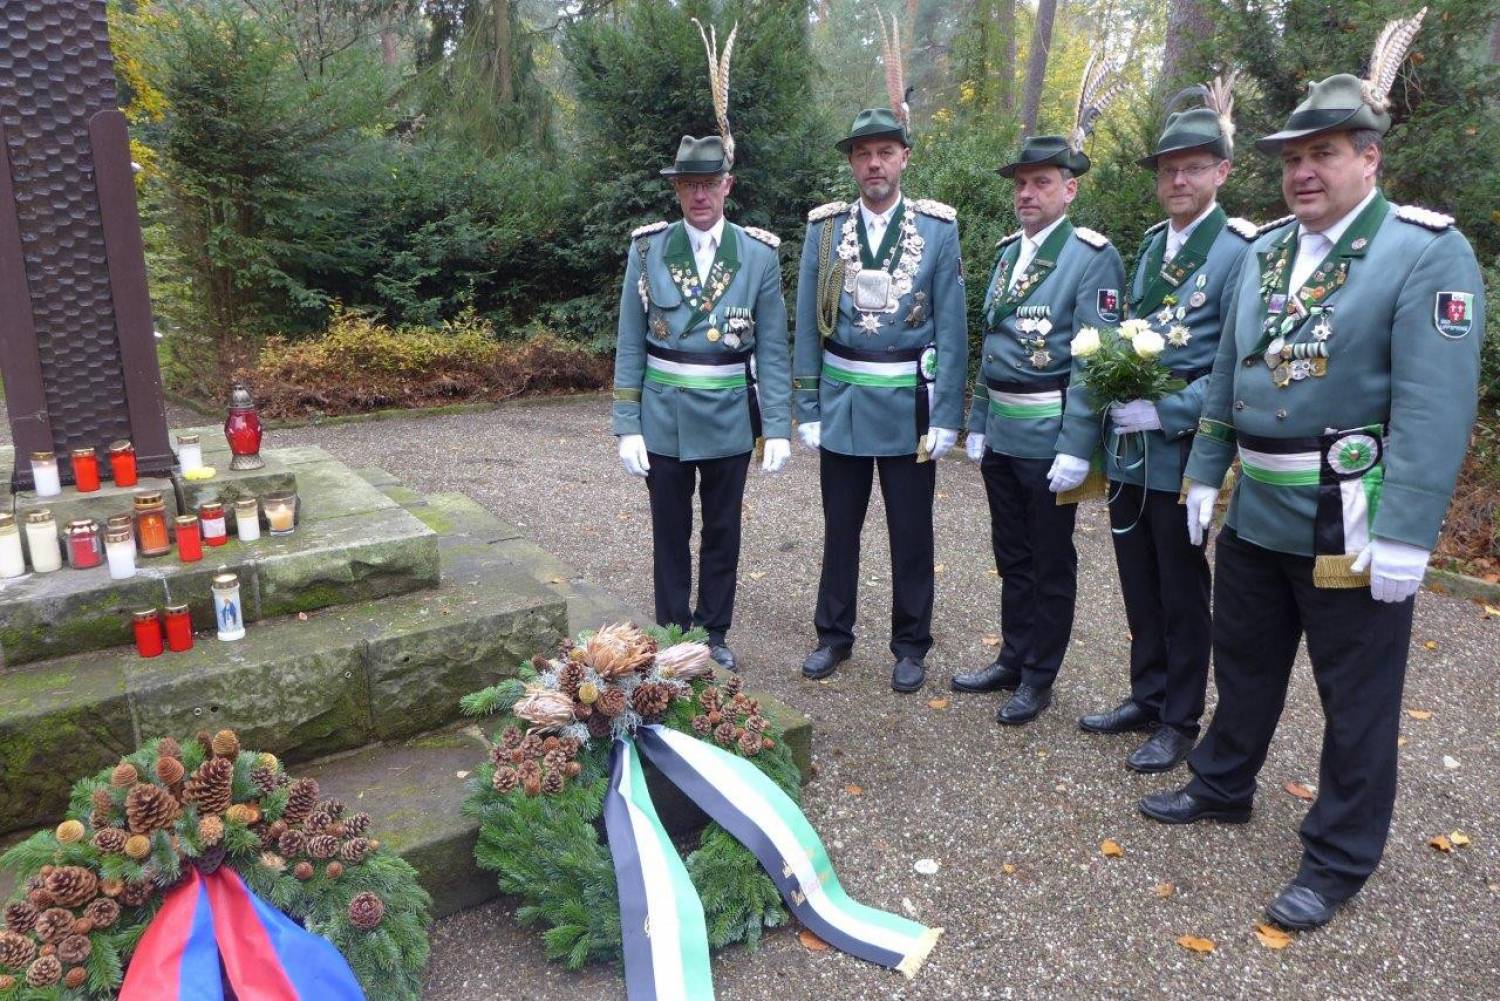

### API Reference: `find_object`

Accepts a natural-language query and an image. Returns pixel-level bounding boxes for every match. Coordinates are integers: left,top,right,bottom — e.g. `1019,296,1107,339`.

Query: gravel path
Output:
12,395,1498,998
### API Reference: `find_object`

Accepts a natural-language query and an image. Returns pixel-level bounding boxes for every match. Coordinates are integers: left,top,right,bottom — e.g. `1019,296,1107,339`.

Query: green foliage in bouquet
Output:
461,624,800,969
1071,319,1187,408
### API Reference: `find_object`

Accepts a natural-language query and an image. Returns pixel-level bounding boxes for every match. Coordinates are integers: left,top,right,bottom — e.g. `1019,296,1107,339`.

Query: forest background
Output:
111,0,1499,565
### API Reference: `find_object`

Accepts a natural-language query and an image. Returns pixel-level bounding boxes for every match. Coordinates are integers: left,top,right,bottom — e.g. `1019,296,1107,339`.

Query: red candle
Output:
133,609,163,658
65,520,104,569
71,448,100,492
175,515,202,563
199,501,227,547
108,440,137,487
164,604,193,652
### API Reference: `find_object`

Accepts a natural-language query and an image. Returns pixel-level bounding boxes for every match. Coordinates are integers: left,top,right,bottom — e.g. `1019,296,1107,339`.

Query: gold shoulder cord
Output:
815,219,844,340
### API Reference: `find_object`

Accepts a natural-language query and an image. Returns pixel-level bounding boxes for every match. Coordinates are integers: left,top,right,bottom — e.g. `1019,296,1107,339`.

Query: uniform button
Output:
1014,362,1024,370
986,354,994,362
1243,358,1256,368
1233,400,1245,411
1276,409,1287,420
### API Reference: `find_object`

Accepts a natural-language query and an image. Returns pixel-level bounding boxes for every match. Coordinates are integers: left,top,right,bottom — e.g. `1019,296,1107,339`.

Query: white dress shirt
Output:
859,197,902,260
1288,189,1377,294
1010,214,1067,291
684,217,726,285
1165,202,1218,263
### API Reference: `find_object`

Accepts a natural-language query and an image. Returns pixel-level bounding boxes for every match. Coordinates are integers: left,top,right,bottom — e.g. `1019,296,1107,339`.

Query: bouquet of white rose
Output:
1070,318,1186,408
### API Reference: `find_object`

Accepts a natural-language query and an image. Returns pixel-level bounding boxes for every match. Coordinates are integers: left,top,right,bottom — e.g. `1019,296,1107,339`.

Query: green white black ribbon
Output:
604,727,942,1000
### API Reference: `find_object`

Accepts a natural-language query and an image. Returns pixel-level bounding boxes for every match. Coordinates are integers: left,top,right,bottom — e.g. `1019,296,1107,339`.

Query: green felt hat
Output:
835,108,910,155
1255,74,1391,154
1138,108,1232,168
660,135,729,177
997,135,1090,178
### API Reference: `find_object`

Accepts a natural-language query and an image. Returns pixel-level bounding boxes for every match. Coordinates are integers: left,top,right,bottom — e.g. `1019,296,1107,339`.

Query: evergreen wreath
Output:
460,624,802,968
0,730,430,999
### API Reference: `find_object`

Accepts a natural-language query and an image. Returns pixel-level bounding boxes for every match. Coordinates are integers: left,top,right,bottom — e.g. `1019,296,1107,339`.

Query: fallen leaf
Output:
844,784,863,796
1449,830,1471,847
1397,736,1409,747
798,928,830,952
1100,839,1124,858
1001,863,1017,875
981,634,1001,648
1176,934,1215,954
455,770,469,779
1483,572,1500,584
933,563,945,573
1154,883,1175,898
1428,834,1453,853
1422,640,1438,651
1283,781,1315,802
1254,922,1293,950
748,571,767,580
926,697,950,710
1443,755,1460,770
296,611,309,622
1406,709,1434,721
1484,604,1500,619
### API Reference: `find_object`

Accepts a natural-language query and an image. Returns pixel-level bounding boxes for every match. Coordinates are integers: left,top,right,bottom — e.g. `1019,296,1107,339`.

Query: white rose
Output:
1118,318,1151,341
1070,326,1102,358
1133,329,1166,359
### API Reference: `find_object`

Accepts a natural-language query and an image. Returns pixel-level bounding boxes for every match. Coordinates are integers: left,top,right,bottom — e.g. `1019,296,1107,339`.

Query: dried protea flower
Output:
512,687,576,732
595,687,627,719
583,623,656,679
260,852,286,873
348,892,384,931
109,762,137,788
654,642,714,681
83,898,120,930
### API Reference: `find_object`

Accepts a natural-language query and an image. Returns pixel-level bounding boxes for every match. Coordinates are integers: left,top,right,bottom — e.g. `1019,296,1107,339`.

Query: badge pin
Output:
723,333,741,349
1351,237,1368,251
1195,274,1208,289
1175,306,1186,321
1188,291,1207,309
1272,362,1292,387
1268,294,1287,314
706,328,721,342
1311,357,1329,377
1030,349,1051,369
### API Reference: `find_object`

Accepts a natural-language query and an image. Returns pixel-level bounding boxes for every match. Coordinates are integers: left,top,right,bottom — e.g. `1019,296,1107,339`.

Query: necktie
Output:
1289,232,1331,295
1009,238,1037,292
694,234,717,285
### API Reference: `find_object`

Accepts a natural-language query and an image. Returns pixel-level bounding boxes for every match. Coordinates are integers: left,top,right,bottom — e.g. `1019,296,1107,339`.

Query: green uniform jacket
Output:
1184,194,1485,556
1109,207,1254,492
792,197,968,457
966,219,1127,460
611,219,791,461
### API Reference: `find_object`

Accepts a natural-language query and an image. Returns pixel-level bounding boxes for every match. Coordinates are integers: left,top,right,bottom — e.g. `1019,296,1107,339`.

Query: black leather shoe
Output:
891,656,926,693
951,661,1022,693
801,645,850,680
1138,788,1251,825
708,644,738,673
1079,699,1156,734
1126,727,1195,773
996,684,1051,725
1266,883,1340,931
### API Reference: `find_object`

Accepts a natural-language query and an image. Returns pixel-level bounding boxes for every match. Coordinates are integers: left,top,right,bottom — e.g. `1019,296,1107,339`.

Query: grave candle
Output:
199,501,227,547
175,515,202,563
65,519,104,570
24,510,61,573
176,433,203,474
30,452,61,497
0,514,25,578
212,572,246,641
234,497,261,541
108,440,137,487
105,527,136,580
71,447,101,492
133,609,164,658
164,604,193,652
133,491,171,557
106,514,135,560
263,491,297,535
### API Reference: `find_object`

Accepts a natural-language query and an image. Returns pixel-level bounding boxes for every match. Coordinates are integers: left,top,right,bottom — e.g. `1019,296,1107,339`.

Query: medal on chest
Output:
1015,305,1053,368
839,210,925,335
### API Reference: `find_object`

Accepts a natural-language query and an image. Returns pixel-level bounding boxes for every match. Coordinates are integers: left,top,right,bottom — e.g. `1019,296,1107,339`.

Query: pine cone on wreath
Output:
155,754,186,788
123,835,151,861
0,930,36,969
595,687,627,719
347,892,385,931
745,714,766,735
54,819,85,844
557,660,586,699
278,830,308,857
211,729,240,759
316,798,345,819
120,881,154,908
90,786,115,814
250,765,277,796
343,812,371,837
157,736,183,760
543,749,568,773
304,810,334,834
500,727,524,751
183,757,234,816
55,934,90,966
691,715,712,737
713,722,737,748
492,766,520,794
4,901,38,935
517,760,543,786
722,674,743,698
541,770,564,795
282,778,319,826
737,730,762,757
294,862,314,881
338,838,372,864
631,682,672,720
698,686,721,712
99,879,124,899
522,775,542,797
586,713,613,740
110,761,138,788
572,699,593,720
25,954,61,988
83,898,120,931
43,867,98,909
194,730,215,758
519,733,544,758
307,835,340,861
126,782,181,834
325,862,344,880
193,843,227,876
32,908,73,943
64,966,87,990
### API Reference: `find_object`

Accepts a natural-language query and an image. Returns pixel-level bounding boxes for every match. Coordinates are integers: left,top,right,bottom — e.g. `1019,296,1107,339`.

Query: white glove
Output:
797,421,821,450
1184,480,1218,546
761,438,791,473
618,434,650,478
1047,453,1091,494
924,427,959,461
1110,399,1162,433
1351,538,1431,603
966,433,986,462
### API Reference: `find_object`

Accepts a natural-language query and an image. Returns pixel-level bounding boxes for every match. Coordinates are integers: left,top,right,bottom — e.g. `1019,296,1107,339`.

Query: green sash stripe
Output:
989,400,1064,419
645,369,747,390
1240,462,1322,487
823,363,919,388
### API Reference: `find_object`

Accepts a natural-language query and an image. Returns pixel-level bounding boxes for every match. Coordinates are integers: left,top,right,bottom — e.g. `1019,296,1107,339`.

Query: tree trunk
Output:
1020,0,1057,134
997,0,1016,111
494,0,514,103
1490,16,1500,63
1161,0,1212,87
380,27,398,67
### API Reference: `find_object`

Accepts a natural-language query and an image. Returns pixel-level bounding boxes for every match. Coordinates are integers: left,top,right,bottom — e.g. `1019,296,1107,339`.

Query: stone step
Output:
0,510,566,834
0,447,440,666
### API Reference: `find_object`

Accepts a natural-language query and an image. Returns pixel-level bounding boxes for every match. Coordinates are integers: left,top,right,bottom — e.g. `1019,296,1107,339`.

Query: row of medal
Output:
1262,301,1335,387
1015,304,1053,369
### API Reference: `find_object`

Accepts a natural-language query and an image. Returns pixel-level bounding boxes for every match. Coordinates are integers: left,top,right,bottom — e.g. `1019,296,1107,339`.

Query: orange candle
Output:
133,491,170,557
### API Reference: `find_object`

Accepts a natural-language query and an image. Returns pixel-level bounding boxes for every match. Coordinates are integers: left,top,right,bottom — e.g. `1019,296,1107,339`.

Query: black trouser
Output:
1108,481,1211,736
645,450,751,644
814,448,935,660
1186,527,1414,902
981,449,1078,688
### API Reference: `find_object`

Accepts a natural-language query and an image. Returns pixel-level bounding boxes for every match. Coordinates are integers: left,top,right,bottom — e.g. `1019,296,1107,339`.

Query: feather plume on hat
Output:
692,18,738,169
1360,7,1426,112
1069,54,1125,154
1203,69,1238,155
874,8,910,128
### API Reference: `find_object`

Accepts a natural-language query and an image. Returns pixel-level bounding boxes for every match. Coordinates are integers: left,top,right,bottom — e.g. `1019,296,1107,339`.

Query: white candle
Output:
212,572,246,641
105,528,136,580
30,451,60,497
0,515,25,578
264,492,296,535
24,510,61,572
234,498,261,541
106,515,136,560
177,434,204,474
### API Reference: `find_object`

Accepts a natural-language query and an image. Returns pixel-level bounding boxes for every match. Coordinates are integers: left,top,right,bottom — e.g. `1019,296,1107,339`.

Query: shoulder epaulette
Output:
1073,226,1111,249
1394,204,1454,231
741,225,781,249
997,230,1023,249
631,220,668,239
807,201,849,223
911,198,957,222
1257,214,1296,237
1143,219,1169,237
1225,217,1258,240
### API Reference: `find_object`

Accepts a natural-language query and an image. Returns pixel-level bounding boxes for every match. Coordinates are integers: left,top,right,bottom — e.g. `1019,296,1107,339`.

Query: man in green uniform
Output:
1077,81,1255,771
1140,12,1485,931
792,105,967,693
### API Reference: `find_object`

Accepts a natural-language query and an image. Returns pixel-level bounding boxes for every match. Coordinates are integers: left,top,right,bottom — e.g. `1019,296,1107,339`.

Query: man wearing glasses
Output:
1077,82,1256,772
612,131,792,672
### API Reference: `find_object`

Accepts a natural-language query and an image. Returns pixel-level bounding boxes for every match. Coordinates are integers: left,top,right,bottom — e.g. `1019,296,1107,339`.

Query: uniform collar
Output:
859,195,903,230
1168,201,1218,248
683,217,725,254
